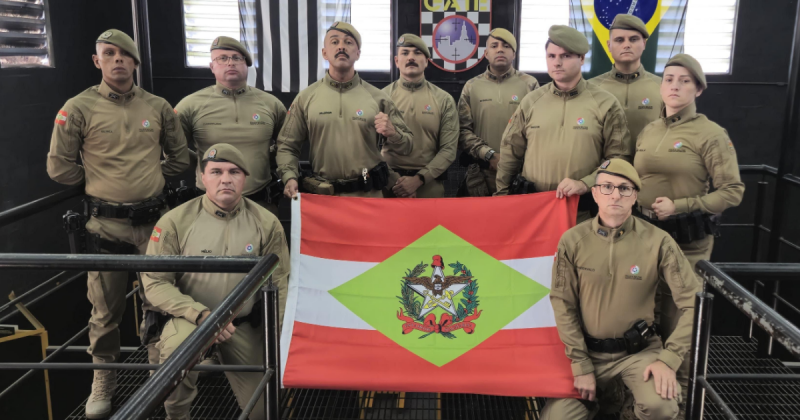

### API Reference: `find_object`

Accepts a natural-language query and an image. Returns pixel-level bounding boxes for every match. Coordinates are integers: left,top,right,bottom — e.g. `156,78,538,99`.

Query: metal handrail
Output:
712,262,800,278
0,254,259,272
110,253,280,420
0,184,83,228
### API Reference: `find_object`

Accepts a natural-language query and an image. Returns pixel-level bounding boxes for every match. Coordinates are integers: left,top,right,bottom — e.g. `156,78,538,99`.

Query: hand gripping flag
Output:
281,192,579,397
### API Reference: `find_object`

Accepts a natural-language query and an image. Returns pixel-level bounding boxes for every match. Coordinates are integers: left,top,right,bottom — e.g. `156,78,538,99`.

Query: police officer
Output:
278,22,413,198
142,144,290,420
176,36,286,215
542,159,701,420
634,54,744,404
496,25,632,223
458,28,539,196
382,34,458,198
46,29,189,419
588,14,662,141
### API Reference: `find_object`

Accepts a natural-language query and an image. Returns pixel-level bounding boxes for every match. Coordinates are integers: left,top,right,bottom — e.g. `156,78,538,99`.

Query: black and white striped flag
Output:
258,0,351,92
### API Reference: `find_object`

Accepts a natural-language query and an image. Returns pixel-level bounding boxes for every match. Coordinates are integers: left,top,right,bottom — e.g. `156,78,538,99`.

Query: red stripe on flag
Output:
300,193,578,262
283,322,579,398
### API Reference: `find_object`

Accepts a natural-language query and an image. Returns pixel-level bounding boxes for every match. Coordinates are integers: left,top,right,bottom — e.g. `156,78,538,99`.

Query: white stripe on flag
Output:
288,253,558,331
297,0,309,90
279,0,291,92
261,0,273,91
280,193,304,382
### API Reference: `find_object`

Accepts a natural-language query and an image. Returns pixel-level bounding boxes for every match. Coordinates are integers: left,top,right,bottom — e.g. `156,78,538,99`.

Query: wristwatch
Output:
484,149,496,161
416,173,426,185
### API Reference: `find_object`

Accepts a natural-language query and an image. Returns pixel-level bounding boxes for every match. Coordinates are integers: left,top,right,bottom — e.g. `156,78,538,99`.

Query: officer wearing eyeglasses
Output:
175,36,286,216
542,159,701,420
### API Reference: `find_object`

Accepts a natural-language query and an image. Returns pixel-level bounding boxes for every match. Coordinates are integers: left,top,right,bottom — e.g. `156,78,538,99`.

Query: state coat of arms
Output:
397,255,482,339
420,0,492,72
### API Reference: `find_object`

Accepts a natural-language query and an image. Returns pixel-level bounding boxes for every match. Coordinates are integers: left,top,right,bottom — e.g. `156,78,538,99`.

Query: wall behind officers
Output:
142,144,290,420
46,29,189,419
634,53,744,401
175,36,286,216
382,34,458,198
541,159,701,420
588,14,662,141
458,28,539,196
495,25,632,223
278,22,413,199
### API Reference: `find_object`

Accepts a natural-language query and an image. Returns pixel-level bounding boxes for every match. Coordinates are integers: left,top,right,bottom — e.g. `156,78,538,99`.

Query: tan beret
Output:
211,36,253,67
597,159,641,190
203,143,250,176
96,29,140,65
327,21,361,49
547,25,590,55
609,14,649,38
396,33,430,59
665,53,707,90
488,28,517,52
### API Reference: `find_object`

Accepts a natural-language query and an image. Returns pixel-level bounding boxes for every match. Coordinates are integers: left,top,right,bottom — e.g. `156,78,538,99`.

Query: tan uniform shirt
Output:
458,67,540,159
588,65,663,141
634,103,745,214
551,215,701,376
276,71,413,182
141,195,290,324
381,78,458,183
47,81,190,203
496,79,632,195
176,83,286,195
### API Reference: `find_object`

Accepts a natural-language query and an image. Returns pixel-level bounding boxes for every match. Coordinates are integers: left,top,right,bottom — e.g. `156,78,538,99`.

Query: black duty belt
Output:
637,208,720,244
392,167,449,181
331,162,390,194
585,336,628,353
232,304,262,328
85,193,168,226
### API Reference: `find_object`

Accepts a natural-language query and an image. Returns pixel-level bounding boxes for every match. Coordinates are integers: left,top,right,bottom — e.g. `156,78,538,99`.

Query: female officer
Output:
633,53,745,402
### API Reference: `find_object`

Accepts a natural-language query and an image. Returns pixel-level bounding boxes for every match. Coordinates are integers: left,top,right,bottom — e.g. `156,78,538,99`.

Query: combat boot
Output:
85,369,117,419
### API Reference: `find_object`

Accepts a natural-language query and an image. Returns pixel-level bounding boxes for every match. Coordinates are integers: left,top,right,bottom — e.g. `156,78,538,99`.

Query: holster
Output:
168,181,202,207
460,163,490,197
62,210,87,254
141,310,173,345
509,174,537,195
637,209,720,244
246,172,284,206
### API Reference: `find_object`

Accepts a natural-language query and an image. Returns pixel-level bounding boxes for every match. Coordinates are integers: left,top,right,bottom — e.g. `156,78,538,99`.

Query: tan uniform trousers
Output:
541,338,681,420
85,216,155,364
338,190,384,198
157,317,266,420
383,180,445,198
658,236,713,403
483,168,497,195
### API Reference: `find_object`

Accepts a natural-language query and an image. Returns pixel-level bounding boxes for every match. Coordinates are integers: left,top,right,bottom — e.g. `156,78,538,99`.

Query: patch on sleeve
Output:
150,226,162,242
173,108,178,114
727,139,735,153
55,110,68,126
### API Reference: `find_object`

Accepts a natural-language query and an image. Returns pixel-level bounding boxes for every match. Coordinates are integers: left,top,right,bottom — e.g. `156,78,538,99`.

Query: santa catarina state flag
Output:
280,192,579,397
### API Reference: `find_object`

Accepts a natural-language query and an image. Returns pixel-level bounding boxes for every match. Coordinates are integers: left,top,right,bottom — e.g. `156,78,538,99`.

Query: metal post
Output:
130,0,154,92
768,0,800,262
262,275,281,420
389,0,398,82
750,181,768,262
686,292,714,420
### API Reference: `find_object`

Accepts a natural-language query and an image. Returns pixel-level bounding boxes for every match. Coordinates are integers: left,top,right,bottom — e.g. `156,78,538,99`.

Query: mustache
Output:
335,51,350,59
406,62,418,67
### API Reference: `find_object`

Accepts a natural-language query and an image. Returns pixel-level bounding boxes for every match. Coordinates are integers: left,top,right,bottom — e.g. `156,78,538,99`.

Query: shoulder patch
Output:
55,110,68,126
150,226,162,242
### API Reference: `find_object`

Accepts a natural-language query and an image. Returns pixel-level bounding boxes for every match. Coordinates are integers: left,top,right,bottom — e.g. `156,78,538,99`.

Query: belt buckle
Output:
362,168,369,184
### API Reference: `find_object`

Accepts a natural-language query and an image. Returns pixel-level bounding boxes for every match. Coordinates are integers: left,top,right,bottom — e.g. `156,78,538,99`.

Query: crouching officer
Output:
278,22,413,198
46,29,189,419
382,34,458,198
141,144,290,420
541,159,701,420
176,36,286,215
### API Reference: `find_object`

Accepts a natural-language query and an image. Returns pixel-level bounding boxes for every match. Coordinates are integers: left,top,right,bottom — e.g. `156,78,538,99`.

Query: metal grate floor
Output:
64,336,799,419
703,336,800,419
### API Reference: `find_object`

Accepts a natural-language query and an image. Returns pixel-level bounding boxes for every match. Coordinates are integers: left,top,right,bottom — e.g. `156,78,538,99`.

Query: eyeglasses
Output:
595,183,637,197
213,55,245,64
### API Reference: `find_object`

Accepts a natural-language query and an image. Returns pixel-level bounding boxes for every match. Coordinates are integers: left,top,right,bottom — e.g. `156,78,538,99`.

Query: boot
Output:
85,369,117,419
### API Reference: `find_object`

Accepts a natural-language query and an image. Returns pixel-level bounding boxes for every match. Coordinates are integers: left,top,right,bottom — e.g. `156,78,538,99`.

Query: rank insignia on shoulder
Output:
600,160,610,169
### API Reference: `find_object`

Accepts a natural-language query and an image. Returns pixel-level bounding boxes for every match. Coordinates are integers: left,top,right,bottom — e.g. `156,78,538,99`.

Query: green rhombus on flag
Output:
330,225,550,367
